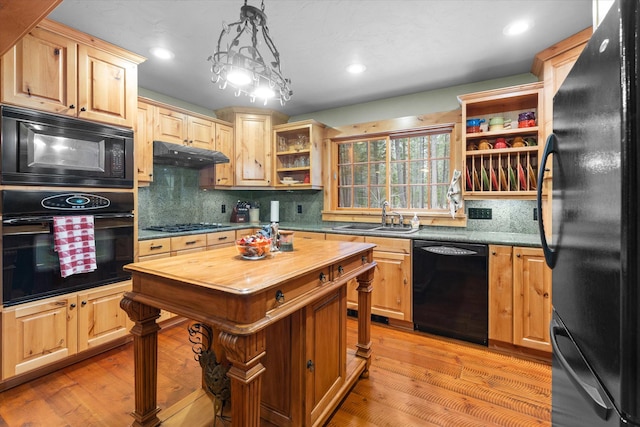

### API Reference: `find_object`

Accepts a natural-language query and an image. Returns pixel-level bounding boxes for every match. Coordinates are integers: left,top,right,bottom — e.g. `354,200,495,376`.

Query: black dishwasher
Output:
412,240,488,345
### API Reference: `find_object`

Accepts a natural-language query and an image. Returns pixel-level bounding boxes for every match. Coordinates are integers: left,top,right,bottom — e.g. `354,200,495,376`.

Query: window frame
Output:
322,112,466,227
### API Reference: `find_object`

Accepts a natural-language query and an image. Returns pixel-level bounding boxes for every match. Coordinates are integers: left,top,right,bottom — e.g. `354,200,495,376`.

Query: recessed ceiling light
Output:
150,47,175,60
503,20,532,36
346,63,366,74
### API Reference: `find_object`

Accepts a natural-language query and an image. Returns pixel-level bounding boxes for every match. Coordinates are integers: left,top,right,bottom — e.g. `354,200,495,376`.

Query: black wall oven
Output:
1,105,134,188
2,190,134,307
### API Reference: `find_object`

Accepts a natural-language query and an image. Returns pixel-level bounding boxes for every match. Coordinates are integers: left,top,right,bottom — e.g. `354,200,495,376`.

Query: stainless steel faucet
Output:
391,211,404,227
381,200,390,226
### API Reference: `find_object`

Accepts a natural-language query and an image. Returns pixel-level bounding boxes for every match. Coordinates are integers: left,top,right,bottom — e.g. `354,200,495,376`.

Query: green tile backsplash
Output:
138,165,538,234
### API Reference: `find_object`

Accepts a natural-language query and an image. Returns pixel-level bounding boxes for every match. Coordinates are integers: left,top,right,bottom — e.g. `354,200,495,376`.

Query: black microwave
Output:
0,105,134,188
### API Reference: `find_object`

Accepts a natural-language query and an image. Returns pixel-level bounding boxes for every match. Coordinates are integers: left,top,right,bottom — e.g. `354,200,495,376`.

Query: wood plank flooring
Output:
0,318,551,426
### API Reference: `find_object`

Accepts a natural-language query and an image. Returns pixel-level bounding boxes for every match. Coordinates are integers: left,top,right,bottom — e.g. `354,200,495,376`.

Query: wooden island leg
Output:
218,330,266,427
120,295,161,427
356,266,374,377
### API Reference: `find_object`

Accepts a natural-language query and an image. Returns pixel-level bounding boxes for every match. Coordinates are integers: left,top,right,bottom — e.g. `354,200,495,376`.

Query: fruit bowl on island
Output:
235,234,272,260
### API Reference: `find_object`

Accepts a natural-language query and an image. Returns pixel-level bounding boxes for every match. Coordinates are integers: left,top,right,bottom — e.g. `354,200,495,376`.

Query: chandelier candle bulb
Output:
270,201,279,222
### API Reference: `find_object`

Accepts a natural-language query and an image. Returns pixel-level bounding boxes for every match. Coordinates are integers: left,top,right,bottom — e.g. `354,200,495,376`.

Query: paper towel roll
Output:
270,201,279,222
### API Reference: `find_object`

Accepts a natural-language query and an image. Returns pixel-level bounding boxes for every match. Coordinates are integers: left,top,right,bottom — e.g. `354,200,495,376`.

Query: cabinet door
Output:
155,106,187,144
235,113,272,186
187,116,215,150
513,247,552,352
1,296,78,379
305,289,346,425
1,26,77,115
370,250,411,321
77,282,131,352
77,44,138,127
136,102,154,184
214,122,234,187
488,245,513,343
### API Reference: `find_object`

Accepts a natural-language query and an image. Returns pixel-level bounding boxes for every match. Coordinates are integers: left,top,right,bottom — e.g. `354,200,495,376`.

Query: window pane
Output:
370,162,386,185
370,187,386,208
390,162,407,185
410,136,428,159
354,164,367,185
432,184,449,210
339,187,352,207
339,165,352,185
353,142,368,163
354,187,368,208
410,186,428,209
338,144,351,164
369,139,386,161
432,159,449,185
390,186,407,208
431,134,450,158
390,138,408,161
410,161,429,184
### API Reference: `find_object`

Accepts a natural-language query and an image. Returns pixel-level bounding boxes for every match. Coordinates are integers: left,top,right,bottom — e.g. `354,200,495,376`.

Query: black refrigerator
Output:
537,0,640,425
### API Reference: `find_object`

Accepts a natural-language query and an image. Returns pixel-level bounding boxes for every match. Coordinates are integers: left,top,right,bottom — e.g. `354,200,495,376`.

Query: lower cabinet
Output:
1,281,132,380
260,287,346,426
489,245,552,353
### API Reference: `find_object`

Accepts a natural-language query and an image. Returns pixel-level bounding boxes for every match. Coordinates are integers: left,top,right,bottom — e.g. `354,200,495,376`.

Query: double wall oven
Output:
1,105,135,307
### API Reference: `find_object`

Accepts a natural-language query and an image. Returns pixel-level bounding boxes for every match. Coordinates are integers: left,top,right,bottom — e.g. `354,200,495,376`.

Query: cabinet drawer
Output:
170,234,207,251
364,236,411,254
295,231,325,240
138,238,171,257
333,253,367,282
206,230,236,247
325,233,365,243
265,267,331,312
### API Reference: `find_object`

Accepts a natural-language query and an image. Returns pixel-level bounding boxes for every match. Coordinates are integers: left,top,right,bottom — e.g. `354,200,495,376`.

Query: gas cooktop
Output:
144,223,228,233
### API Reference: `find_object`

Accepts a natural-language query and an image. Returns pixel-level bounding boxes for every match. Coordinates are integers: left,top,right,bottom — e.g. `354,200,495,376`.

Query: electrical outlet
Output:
533,207,538,221
221,204,226,214
468,207,492,220
297,204,302,214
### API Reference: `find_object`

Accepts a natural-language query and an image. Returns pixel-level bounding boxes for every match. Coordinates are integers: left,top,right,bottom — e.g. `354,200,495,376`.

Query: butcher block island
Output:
121,239,376,427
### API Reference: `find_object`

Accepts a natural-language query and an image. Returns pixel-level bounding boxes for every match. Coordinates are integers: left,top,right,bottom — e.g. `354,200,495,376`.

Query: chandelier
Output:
208,0,292,106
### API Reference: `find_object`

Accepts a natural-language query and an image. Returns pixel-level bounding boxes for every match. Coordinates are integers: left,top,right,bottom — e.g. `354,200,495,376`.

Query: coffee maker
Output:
230,201,250,223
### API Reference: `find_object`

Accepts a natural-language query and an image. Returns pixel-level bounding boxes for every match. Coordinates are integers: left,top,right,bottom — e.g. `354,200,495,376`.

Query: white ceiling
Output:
46,0,593,117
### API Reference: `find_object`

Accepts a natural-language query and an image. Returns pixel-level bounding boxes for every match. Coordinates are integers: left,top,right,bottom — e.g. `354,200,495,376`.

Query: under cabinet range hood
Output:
153,141,230,169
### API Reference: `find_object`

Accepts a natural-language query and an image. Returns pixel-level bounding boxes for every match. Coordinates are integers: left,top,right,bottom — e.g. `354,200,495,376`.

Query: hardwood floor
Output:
0,318,551,426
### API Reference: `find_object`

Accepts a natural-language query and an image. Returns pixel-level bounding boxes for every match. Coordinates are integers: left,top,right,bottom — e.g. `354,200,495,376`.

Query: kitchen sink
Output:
332,224,381,231
332,224,418,234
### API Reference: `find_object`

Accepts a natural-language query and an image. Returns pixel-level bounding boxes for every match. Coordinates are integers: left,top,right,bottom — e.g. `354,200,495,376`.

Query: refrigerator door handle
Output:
550,317,614,420
537,133,558,268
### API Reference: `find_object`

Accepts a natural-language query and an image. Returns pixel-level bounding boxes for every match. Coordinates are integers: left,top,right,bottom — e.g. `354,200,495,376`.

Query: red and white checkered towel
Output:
53,216,97,278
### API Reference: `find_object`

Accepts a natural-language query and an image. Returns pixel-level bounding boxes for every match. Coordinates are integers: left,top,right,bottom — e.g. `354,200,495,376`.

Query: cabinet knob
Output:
81,300,87,307
70,303,76,309
492,251,497,255
275,290,285,304
80,107,86,112
69,104,75,109
516,253,521,258
319,272,327,283
337,265,344,274
306,359,314,372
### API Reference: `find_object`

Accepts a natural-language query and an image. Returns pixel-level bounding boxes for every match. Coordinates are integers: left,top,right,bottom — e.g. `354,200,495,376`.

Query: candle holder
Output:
270,222,279,252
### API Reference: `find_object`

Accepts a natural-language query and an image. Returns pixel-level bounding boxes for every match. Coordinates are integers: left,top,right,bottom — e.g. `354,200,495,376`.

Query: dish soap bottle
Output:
411,213,420,229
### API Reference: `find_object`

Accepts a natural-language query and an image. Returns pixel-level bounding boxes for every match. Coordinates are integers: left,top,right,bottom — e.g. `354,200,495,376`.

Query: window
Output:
336,125,453,211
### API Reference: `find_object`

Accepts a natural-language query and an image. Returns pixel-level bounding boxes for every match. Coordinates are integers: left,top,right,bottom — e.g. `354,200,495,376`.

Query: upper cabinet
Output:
1,19,144,128
136,97,233,186
273,120,325,189
458,82,543,199
0,0,61,57
216,107,288,188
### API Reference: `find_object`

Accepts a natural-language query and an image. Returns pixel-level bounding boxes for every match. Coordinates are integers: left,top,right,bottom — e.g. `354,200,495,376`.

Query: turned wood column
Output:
120,295,161,427
218,330,266,427
356,265,374,377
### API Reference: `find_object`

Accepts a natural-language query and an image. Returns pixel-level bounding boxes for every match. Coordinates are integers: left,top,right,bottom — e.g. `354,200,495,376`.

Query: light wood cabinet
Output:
214,122,234,187
170,234,207,256
273,120,325,189
458,82,544,199
325,233,365,312
137,98,233,185
206,230,236,249
136,101,154,183
77,282,132,352
154,107,215,150
215,107,288,188
1,281,132,380
488,245,552,353
1,19,143,127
